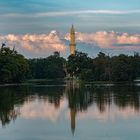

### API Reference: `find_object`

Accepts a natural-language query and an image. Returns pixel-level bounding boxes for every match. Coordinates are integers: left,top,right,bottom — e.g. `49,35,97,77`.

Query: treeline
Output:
28,52,66,79
0,45,140,84
0,46,29,83
67,51,140,81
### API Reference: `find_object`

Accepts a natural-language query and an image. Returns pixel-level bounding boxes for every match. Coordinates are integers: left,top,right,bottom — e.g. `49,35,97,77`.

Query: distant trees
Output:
0,44,139,83
67,51,111,81
92,52,111,81
110,54,140,81
28,52,66,79
67,51,93,79
0,45,29,83
66,51,140,82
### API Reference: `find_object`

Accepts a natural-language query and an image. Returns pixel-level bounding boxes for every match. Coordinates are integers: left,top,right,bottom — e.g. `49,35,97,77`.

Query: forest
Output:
0,45,140,84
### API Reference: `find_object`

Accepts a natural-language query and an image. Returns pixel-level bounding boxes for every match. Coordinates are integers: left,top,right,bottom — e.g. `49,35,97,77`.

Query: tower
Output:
69,25,76,55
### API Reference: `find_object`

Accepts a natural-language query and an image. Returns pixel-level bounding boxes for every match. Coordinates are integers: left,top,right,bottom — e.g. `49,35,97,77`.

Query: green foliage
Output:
67,51,92,77
0,47,29,83
66,51,140,82
111,54,140,81
0,44,139,83
79,69,93,81
28,52,66,79
92,52,111,81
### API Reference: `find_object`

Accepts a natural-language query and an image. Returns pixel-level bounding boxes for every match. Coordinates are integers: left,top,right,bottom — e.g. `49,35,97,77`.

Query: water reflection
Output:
0,86,28,126
0,82,140,134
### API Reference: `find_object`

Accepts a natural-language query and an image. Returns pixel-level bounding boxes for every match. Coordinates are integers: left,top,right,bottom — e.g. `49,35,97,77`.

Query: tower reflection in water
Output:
0,82,140,134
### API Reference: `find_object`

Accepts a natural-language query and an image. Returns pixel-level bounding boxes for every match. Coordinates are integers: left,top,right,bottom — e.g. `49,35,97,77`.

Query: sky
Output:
0,0,140,58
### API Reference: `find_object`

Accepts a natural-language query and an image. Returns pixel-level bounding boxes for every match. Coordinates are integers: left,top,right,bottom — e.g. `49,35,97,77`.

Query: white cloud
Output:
65,31,140,50
0,31,66,58
37,10,140,17
1,10,140,18
0,31,140,58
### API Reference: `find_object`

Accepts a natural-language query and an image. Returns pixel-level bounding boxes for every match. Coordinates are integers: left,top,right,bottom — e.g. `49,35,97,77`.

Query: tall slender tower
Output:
69,25,76,55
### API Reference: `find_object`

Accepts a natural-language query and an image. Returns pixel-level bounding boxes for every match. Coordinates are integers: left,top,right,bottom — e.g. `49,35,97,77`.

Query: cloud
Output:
0,31,140,58
37,10,140,17
1,10,140,18
0,31,66,58
65,31,140,50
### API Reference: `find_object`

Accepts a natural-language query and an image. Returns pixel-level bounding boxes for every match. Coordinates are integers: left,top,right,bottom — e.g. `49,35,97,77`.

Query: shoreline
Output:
0,79,139,87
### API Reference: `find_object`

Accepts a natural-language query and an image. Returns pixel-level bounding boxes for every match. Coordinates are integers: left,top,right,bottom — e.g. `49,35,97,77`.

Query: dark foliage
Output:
67,51,140,81
28,52,66,79
0,46,29,83
67,51,93,78
0,44,139,83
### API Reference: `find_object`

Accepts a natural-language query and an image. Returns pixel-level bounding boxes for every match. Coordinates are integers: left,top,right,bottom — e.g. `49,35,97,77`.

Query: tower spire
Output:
69,25,76,55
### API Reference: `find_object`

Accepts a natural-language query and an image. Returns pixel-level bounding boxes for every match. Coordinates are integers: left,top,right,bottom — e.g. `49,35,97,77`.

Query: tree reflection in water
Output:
0,86,28,126
0,82,140,134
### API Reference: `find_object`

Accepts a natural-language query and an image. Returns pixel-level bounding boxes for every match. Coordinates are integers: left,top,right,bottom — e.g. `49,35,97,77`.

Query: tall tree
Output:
67,51,92,78
28,52,66,79
0,46,29,83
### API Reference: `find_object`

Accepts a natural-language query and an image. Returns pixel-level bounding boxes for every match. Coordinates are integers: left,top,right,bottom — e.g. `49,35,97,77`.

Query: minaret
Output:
69,25,76,55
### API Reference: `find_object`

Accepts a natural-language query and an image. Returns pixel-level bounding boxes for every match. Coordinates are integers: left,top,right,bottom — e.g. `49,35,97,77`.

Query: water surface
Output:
0,81,140,140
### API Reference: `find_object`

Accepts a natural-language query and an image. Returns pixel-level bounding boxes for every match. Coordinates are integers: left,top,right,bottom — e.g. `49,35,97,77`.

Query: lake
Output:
0,80,140,140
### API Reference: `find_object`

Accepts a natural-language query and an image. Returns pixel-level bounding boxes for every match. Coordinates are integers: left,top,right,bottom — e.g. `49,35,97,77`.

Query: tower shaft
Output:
70,25,76,55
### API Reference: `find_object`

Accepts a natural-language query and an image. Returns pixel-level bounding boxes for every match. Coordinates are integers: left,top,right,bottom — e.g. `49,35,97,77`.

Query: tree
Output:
28,52,66,79
111,54,138,81
67,51,140,82
92,52,111,81
67,51,92,78
0,46,29,83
